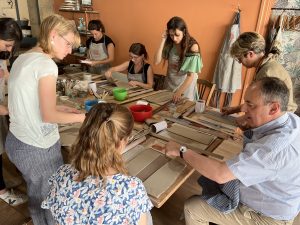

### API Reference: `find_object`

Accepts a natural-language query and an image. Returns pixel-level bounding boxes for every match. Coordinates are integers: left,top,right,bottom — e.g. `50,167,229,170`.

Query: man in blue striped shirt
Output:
165,77,300,225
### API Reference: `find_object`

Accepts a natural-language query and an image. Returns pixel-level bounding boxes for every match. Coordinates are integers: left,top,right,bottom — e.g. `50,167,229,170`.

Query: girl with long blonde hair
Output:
42,103,153,225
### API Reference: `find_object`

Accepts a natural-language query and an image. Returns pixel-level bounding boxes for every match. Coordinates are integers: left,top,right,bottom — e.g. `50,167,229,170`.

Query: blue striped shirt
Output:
227,113,300,220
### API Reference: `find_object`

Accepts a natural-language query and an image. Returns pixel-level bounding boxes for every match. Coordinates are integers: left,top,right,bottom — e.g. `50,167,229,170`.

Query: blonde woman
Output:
42,103,153,225
5,14,85,224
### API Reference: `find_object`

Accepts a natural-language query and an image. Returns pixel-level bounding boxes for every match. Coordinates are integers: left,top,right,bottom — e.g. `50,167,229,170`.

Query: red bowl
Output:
129,105,153,122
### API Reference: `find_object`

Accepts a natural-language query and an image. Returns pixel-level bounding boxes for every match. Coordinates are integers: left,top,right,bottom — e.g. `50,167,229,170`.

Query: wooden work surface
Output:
58,71,226,208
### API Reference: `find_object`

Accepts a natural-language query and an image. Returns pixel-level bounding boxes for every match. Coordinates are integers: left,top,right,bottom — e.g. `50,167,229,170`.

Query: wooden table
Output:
58,72,225,208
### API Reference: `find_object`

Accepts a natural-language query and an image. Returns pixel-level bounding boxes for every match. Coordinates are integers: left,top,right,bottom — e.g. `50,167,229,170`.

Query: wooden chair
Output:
197,79,216,106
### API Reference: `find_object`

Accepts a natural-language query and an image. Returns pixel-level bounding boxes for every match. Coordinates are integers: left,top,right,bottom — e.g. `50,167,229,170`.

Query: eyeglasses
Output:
59,35,74,49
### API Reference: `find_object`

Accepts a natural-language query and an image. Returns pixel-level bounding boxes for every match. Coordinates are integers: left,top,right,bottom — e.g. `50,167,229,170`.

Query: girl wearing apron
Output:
154,16,203,102
105,43,154,89
86,20,115,74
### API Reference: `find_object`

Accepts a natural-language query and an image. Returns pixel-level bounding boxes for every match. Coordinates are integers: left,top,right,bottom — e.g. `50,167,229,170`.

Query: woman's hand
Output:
128,80,139,87
162,30,168,40
173,91,183,103
105,70,112,78
0,105,8,116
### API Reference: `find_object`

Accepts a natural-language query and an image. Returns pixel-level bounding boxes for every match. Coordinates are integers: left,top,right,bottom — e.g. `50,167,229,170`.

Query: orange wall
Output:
54,0,273,106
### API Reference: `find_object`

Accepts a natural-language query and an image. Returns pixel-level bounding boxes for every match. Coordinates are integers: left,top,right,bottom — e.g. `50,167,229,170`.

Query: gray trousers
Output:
5,132,63,225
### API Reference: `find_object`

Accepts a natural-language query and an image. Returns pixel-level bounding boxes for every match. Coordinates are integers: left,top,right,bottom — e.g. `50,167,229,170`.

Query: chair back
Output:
197,79,216,106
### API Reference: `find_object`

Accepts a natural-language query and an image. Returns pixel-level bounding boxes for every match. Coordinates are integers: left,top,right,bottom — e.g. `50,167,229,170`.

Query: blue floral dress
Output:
42,164,153,225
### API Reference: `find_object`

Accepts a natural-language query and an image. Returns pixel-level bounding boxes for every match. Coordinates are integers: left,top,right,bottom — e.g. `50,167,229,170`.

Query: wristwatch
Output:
179,146,187,159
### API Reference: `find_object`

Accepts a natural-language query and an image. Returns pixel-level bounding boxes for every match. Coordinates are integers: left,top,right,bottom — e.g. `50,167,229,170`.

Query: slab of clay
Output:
126,148,161,176
143,91,174,105
137,155,170,181
167,123,215,145
122,145,145,163
144,160,186,198
158,130,208,150
112,72,129,83
123,136,146,154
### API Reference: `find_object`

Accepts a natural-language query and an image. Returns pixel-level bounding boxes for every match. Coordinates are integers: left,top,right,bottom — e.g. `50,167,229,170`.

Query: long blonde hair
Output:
70,103,134,181
39,14,80,54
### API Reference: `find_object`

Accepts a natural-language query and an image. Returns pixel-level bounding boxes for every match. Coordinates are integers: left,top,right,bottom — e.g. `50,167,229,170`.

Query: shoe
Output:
0,189,28,206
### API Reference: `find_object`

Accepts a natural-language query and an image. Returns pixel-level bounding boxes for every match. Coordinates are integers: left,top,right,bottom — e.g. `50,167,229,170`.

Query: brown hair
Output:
163,16,199,66
39,14,80,54
129,43,148,60
230,32,265,58
70,103,134,181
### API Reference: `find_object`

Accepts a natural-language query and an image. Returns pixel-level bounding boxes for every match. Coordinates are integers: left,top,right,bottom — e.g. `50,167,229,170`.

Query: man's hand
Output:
165,141,181,157
221,105,241,115
235,115,250,131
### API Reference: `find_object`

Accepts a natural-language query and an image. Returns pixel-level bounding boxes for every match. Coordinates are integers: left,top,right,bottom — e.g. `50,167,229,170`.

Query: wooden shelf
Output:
59,9,99,14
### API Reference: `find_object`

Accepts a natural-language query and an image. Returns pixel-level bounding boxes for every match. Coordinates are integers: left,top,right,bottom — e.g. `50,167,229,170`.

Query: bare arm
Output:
104,61,130,78
165,141,236,184
173,43,200,102
173,73,194,102
154,31,167,65
138,213,147,225
39,76,85,124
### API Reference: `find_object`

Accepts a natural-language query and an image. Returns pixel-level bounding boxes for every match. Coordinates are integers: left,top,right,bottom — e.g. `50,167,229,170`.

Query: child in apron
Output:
86,20,115,74
105,43,154,89
154,16,203,102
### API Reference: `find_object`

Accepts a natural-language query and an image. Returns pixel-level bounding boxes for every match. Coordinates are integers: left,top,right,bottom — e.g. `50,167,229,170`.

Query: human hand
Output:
128,81,139,87
165,141,181,157
105,70,112,78
162,30,168,40
172,91,182,103
221,106,238,115
235,115,250,131
0,105,8,116
0,69,4,79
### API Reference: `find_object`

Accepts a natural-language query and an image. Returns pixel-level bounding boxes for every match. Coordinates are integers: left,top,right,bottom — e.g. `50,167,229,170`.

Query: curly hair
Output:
70,103,134,181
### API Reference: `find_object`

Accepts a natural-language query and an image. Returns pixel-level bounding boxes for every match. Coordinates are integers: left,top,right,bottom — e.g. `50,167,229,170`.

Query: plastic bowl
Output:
129,104,153,122
85,99,98,112
113,88,127,101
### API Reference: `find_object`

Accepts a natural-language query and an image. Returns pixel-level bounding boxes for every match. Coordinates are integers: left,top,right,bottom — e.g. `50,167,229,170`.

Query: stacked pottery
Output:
59,0,80,11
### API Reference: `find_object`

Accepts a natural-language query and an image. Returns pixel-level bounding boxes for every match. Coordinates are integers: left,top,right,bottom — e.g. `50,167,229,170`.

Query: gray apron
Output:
164,46,198,101
127,62,145,83
88,37,110,74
